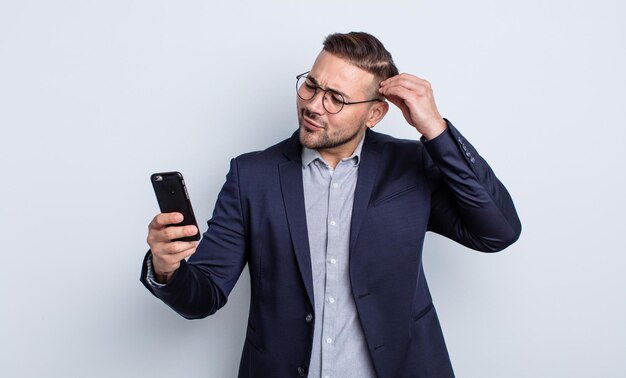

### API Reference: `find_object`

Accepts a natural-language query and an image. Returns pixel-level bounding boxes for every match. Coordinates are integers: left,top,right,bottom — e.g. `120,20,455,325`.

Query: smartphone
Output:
150,171,200,242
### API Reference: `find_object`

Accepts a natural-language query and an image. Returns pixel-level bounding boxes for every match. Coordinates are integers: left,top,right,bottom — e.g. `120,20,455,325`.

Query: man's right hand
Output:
147,212,199,284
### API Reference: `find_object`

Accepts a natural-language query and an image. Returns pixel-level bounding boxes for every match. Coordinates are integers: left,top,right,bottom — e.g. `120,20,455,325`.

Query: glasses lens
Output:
296,76,316,100
323,92,344,114
296,75,345,114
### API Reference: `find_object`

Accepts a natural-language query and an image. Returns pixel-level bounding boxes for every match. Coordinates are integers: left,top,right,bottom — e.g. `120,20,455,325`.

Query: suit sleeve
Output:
423,119,521,252
140,158,248,318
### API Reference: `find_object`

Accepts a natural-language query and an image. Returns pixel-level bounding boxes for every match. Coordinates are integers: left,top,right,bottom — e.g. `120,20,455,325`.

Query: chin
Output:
298,127,316,149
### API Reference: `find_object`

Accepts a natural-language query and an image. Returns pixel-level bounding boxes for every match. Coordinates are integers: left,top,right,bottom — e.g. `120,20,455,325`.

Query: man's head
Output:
297,32,398,160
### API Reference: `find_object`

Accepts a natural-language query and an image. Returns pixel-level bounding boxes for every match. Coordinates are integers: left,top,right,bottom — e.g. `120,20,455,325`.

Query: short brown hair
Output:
323,32,399,82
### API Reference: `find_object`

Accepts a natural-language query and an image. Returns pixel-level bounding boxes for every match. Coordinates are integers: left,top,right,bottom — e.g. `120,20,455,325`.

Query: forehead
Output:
308,51,376,97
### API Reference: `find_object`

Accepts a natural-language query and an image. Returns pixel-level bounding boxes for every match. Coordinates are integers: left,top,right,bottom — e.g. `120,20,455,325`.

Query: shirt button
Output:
329,258,336,264
330,220,336,226
326,338,333,344
305,313,314,323
332,183,338,188
297,366,306,376
328,297,335,303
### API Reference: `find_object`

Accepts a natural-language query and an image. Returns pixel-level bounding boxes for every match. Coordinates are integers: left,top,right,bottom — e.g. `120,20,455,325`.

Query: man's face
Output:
297,51,379,152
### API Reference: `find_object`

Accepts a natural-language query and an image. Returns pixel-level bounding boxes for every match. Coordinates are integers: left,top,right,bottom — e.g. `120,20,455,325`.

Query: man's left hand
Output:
379,73,447,140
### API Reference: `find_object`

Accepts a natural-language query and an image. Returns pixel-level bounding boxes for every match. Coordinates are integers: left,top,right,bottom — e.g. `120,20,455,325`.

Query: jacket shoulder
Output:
233,133,295,167
366,129,425,156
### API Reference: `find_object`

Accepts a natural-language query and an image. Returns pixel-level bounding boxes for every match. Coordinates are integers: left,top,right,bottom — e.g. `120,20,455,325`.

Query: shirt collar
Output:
301,132,366,168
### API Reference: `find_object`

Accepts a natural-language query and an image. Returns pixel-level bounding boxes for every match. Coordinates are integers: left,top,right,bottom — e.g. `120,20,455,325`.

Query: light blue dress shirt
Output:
301,135,376,378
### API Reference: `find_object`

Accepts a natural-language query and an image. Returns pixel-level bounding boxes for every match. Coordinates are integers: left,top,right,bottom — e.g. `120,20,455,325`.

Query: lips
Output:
303,115,324,130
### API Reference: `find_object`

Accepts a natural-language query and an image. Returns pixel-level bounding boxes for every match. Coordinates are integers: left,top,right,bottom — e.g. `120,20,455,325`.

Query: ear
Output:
366,101,389,128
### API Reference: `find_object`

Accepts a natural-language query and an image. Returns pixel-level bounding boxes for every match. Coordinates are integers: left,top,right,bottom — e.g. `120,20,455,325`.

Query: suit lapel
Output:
350,129,382,251
277,129,382,308
279,133,315,308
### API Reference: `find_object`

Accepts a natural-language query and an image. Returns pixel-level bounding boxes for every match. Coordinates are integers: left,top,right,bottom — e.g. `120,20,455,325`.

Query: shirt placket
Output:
320,160,351,378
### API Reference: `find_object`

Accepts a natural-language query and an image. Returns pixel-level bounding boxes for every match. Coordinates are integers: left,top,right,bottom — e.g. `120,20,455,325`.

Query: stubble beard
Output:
298,108,363,150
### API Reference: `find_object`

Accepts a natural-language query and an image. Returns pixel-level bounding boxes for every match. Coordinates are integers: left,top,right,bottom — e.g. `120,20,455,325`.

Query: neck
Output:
317,130,366,169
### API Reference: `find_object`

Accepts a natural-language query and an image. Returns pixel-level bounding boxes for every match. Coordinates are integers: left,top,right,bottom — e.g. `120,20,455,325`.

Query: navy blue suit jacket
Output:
141,121,521,377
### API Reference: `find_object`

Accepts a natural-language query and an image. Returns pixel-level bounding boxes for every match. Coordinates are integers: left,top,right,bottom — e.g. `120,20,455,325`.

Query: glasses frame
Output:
296,71,384,114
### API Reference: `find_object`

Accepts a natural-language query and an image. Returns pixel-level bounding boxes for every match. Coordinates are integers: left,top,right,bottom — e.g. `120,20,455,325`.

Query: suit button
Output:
305,313,314,323
297,366,306,376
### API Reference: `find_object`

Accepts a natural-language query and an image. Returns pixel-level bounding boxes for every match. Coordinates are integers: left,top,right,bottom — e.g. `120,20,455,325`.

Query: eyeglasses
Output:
296,71,384,114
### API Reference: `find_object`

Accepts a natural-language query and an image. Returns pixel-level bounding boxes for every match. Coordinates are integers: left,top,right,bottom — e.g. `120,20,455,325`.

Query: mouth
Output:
302,115,325,131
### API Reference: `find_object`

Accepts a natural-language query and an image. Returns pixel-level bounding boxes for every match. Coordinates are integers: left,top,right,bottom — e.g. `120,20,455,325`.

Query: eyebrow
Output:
306,74,351,100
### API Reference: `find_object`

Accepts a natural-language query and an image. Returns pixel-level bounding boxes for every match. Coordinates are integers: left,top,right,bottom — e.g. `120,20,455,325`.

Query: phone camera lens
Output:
154,175,163,181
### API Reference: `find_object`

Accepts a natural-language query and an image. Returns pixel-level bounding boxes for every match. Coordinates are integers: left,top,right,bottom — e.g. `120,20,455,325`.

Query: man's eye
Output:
304,83,317,91
329,93,343,104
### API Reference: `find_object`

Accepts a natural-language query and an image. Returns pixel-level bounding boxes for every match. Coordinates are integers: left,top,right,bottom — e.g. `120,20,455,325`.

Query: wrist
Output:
150,255,175,284
155,271,174,284
419,118,447,140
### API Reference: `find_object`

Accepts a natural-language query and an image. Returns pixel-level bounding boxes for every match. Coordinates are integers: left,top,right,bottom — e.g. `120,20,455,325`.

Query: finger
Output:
159,240,199,255
380,78,431,97
379,84,419,104
380,73,415,87
151,242,197,265
153,247,197,272
163,246,197,262
385,94,413,124
380,73,426,86
380,75,433,96
149,212,184,230
383,93,407,110
155,225,199,242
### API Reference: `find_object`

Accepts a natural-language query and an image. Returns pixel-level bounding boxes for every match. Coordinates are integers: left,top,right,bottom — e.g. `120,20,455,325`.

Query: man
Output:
141,32,521,378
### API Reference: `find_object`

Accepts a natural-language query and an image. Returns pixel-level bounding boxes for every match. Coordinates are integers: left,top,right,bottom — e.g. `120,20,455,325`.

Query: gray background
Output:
1,0,624,377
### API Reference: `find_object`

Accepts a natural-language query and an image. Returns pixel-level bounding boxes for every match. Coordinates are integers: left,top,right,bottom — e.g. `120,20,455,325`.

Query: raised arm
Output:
379,72,521,251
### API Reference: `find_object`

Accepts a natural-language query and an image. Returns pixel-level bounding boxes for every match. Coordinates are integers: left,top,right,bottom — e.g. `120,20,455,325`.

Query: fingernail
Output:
175,213,183,222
